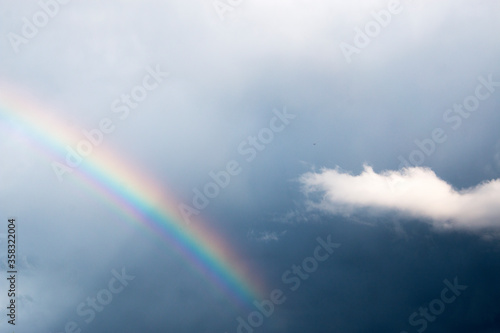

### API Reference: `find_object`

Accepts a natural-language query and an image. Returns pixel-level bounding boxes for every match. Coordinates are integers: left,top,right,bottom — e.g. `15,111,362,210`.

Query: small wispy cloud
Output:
495,141,500,171
300,165,500,230
272,209,313,224
247,230,287,242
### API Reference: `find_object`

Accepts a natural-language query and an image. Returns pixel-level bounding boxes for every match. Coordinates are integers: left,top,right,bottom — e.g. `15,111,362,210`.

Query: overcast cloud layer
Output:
1,1,500,332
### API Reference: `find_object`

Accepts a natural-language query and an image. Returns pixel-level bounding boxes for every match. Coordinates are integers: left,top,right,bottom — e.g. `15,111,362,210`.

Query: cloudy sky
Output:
1,0,500,332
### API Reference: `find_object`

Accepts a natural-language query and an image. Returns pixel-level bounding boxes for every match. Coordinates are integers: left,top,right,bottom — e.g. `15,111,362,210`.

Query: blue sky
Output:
1,1,500,332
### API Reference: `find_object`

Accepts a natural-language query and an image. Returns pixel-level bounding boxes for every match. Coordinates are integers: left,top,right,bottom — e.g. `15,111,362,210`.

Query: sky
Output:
1,0,500,332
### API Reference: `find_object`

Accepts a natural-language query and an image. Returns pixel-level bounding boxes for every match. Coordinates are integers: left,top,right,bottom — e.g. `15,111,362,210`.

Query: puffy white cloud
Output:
300,165,500,229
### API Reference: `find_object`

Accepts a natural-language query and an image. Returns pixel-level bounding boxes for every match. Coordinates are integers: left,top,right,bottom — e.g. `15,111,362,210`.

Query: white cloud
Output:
300,165,500,229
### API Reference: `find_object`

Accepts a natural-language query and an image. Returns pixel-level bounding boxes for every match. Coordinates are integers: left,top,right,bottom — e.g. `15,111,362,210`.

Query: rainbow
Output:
0,83,266,306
